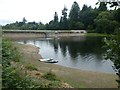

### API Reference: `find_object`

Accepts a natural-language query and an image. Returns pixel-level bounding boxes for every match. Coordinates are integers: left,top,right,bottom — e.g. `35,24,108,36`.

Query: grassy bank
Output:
85,33,108,37
15,42,117,88
2,39,72,88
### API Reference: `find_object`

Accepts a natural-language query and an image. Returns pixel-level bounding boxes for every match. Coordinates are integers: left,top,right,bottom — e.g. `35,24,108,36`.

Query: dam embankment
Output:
3,30,86,39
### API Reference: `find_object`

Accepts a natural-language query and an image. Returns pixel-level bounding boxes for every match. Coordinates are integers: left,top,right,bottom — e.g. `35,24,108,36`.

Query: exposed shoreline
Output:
16,43,118,88
25,43,115,74
3,32,118,87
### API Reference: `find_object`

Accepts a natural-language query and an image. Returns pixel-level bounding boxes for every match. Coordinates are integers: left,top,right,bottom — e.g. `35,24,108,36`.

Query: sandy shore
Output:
15,43,118,88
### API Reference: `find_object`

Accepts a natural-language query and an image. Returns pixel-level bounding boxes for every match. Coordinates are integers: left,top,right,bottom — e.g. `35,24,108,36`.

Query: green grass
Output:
25,63,38,71
85,33,108,37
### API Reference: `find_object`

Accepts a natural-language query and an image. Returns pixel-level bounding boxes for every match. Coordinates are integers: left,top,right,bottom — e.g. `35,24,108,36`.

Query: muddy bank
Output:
16,43,118,88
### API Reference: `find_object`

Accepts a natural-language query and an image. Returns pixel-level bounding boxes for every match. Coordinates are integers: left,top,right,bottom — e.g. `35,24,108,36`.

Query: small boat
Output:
39,58,53,62
39,58,58,63
45,60,58,63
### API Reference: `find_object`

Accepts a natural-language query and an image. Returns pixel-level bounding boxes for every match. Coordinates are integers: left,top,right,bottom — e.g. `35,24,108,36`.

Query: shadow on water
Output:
17,36,115,73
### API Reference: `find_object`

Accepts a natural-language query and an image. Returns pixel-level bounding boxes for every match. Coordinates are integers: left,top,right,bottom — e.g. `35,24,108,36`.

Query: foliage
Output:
59,6,69,30
47,81,61,88
52,12,59,30
80,5,98,29
113,8,120,23
42,71,59,81
2,39,41,88
2,67,37,88
45,11,59,30
98,2,107,11
2,39,20,65
3,21,45,30
69,1,80,22
2,1,120,34
69,1,80,29
74,22,84,30
95,11,119,34
104,29,120,88
22,17,27,23
25,63,38,71
2,39,68,88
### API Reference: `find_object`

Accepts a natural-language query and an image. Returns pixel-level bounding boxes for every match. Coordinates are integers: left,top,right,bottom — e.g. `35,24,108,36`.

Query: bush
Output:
42,71,58,81
104,30,120,88
2,39,42,88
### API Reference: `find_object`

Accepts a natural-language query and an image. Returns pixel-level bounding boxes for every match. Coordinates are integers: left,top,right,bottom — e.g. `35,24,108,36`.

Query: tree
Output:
59,17,63,30
96,2,120,88
54,12,59,23
98,2,107,11
113,8,120,23
104,29,120,88
74,22,84,30
38,22,45,30
49,12,59,30
23,17,27,23
59,6,69,30
69,1,80,29
80,5,98,30
69,1,80,22
81,4,88,12
95,11,119,34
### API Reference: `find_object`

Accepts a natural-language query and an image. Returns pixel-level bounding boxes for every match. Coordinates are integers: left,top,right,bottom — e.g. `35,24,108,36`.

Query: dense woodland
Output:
2,2,120,34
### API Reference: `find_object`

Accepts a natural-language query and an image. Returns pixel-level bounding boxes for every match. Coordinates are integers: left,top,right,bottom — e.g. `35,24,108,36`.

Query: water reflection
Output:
17,36,115,73
50,36,104,60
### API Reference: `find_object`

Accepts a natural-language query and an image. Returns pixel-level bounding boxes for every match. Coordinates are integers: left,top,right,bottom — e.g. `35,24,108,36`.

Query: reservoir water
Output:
17,36,115,73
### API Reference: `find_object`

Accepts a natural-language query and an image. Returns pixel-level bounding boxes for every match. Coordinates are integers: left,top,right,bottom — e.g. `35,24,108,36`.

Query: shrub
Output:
2,39,42,88
104,30,120,88
42,71,58,81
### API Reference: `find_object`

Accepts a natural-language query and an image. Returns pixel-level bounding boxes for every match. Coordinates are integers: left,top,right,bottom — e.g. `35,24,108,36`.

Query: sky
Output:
0,0,98,25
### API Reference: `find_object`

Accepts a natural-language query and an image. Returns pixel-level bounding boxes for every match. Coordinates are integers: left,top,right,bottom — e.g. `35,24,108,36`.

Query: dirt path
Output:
16,43,118,88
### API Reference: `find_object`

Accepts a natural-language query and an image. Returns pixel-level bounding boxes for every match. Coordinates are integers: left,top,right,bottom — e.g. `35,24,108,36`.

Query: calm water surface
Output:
17,36,115,73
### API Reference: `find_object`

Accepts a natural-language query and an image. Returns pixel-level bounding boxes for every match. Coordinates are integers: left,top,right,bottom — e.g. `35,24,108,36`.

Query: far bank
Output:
3,30,86,39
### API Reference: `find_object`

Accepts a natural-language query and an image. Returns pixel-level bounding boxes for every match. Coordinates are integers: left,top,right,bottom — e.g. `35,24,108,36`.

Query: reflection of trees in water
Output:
69,37,105,60
49,36,105,60
49,39,68,57
50,40,59,54
67,42,79,59
58,41,68,57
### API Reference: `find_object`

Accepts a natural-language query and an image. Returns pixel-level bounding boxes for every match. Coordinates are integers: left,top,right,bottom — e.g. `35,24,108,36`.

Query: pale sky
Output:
0,0,98,25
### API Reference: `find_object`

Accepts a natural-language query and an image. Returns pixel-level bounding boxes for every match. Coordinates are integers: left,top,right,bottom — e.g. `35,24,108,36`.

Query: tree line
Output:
2,1,120,34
